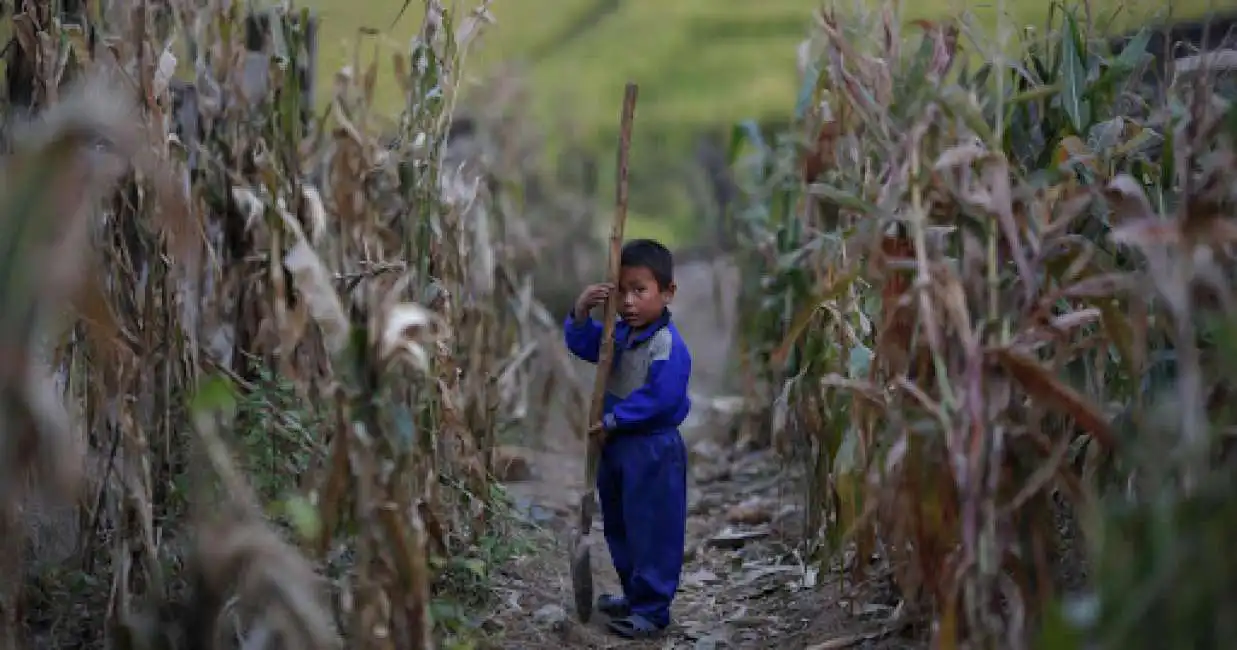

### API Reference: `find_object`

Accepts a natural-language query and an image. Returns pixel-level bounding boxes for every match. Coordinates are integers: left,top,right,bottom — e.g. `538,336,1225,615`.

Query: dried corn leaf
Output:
195,519,341,649
0,73,149,508
1104,174,1157,225
992,347,1116,449
378,303,445,372
282,224,350,356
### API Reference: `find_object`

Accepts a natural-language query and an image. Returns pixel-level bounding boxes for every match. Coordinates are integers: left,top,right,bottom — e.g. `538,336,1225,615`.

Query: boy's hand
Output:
573,283,614,320
587,421,606,441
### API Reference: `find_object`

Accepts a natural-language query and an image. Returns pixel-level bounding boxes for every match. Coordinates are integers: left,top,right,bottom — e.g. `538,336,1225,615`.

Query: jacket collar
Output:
619,309,672,348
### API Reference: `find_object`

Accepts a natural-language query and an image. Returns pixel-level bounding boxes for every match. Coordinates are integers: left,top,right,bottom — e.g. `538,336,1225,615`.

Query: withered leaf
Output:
378,303,444,372
284,237,351,356
1104,174,1156,225
992,348,1116,449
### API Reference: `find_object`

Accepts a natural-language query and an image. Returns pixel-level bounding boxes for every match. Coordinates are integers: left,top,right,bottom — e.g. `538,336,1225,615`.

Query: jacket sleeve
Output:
602,338,691,432
563,313,603,363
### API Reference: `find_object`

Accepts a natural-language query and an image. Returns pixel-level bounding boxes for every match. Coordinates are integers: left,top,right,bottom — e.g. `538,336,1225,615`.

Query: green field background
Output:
302,0,1228,244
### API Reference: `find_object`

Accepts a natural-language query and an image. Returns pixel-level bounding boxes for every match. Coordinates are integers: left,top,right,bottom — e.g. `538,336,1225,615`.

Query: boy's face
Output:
618,265,674,328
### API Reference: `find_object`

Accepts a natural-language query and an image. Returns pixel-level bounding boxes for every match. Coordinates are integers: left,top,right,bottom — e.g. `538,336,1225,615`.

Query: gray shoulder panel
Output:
649,327,674,362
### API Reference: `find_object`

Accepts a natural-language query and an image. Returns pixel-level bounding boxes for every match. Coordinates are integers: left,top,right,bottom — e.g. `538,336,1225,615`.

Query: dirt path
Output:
490,260,915,649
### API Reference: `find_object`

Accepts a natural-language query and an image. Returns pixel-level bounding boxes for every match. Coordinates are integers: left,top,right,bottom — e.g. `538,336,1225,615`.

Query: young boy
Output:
563,238,692,639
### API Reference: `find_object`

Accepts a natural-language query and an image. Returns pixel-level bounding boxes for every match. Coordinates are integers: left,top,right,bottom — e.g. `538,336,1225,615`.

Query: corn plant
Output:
731,2,1237,648
0,0,567,648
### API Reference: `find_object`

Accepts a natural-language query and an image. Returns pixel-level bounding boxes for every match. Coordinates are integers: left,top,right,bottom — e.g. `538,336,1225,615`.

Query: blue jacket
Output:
563,309,692,435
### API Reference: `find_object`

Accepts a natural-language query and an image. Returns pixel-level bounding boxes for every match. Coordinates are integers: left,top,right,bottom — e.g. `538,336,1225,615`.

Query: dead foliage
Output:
731,2,1237,648
0,0,576,649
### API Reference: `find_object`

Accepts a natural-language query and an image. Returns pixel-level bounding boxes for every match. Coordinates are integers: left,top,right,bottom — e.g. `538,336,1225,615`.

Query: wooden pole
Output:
581,82,638,531
572,83,638,623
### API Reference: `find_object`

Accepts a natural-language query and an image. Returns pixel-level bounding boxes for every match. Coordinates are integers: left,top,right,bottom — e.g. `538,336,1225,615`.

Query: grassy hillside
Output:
304,1,1217,131
300,0,1226,244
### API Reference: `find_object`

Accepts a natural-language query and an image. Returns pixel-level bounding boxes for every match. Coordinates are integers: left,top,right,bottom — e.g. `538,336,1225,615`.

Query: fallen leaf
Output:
682,569,721,588
707,527,771,550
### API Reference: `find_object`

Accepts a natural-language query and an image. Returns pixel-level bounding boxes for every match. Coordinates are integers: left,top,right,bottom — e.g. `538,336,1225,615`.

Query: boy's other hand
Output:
573,283,614,320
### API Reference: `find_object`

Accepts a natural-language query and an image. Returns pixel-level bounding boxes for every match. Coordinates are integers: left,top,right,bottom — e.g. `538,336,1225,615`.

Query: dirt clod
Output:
494,446,536,482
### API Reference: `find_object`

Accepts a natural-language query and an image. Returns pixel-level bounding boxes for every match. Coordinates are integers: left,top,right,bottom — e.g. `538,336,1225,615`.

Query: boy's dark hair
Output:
620,239,674,289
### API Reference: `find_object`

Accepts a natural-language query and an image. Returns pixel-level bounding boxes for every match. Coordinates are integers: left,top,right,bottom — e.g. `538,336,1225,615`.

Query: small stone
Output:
689,439,725,462
694,635,730,650
493,446,534,482
682,569,721,588
693,464,731,484
533,603,568,629
690,492,723,515
510,496,558,525
725,498,773,526
527,504,556,525
737,545,767,562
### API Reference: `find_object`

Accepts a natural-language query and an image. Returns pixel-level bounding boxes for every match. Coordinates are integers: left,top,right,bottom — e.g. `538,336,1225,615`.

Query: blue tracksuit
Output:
563,308,691,628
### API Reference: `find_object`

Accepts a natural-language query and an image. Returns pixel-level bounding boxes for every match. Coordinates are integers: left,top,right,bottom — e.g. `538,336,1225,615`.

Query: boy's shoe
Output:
606,614,666,639
596,594,631,617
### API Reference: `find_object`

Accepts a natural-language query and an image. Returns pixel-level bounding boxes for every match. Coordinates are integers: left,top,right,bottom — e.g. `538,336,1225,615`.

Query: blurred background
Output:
300,0,1215,250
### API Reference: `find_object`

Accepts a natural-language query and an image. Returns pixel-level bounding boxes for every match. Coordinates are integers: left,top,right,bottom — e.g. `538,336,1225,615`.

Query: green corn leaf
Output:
1060,12,1091,135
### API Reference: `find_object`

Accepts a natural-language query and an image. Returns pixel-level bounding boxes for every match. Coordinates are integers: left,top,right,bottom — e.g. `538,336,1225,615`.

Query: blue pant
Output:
596,428,688,628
